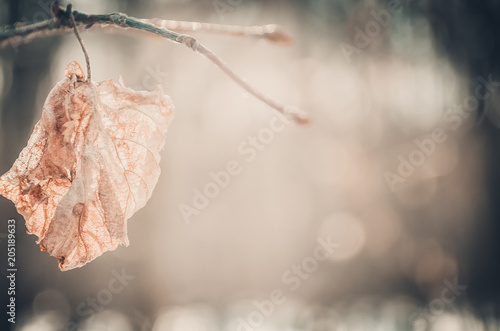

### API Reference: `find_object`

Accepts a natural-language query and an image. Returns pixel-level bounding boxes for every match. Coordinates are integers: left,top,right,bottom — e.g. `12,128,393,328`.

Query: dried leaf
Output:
0,61,174,270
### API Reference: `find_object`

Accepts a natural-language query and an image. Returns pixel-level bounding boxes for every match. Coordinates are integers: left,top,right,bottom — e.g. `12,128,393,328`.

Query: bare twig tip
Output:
284,106,310,125
294,113,311,125
263,25,293,45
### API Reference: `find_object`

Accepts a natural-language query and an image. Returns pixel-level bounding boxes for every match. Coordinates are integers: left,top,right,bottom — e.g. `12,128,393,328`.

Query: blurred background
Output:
1,0,500,330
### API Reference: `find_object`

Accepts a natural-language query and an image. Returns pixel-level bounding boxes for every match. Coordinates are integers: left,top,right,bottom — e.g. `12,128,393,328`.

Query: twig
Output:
68,4,91,81
141,19,293,45
0,1,309,124
181,37,309,124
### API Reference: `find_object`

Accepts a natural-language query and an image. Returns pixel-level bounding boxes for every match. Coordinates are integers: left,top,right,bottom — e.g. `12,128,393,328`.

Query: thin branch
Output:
68,4,91,81
0,1,309,124
179,36,309,124
141,19,293,45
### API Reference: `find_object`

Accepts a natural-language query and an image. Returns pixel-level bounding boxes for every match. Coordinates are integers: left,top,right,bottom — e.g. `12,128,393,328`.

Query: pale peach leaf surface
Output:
0,61,174,270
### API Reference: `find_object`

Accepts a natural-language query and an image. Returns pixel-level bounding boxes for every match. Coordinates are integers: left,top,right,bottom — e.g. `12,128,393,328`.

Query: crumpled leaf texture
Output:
0,61,174,270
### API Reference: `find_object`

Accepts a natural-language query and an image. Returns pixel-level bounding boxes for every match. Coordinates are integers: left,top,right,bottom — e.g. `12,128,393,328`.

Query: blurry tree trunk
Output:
419,0,500,305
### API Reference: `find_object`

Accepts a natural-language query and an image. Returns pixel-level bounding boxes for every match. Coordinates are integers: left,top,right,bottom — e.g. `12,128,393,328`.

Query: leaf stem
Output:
67,4,91,81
